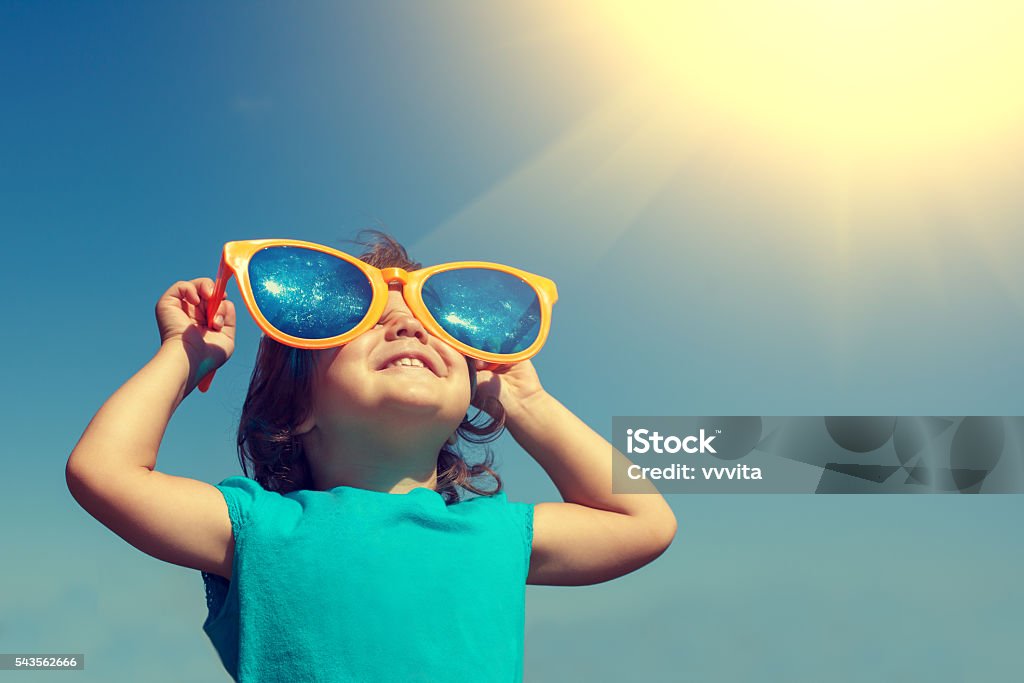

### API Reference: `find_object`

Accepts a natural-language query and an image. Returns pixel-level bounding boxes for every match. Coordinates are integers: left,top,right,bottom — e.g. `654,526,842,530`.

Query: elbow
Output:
624,512,678,572
649,509,678,557
657,515,678,553
624,514,678,575
639,492,679,553
65,455,78,491
65,453,101,505
65,456,87,503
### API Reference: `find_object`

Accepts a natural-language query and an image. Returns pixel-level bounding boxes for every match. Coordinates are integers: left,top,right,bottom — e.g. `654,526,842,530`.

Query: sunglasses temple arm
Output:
197,255,231,394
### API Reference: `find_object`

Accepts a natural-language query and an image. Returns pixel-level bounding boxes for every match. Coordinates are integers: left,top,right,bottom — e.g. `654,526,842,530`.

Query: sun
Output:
416,0,1024,320
587,1,1024,190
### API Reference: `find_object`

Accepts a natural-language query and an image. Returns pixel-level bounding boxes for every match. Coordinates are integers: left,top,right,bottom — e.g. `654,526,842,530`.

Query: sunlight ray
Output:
413,79,704,273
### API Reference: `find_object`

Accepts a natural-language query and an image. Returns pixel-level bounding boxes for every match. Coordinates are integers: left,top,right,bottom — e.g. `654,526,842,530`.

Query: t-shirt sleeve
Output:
201,476,265,625
503,496,535,579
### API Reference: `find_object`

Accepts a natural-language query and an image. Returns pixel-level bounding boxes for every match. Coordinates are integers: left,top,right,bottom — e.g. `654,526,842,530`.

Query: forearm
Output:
67,341,199,477
505,391,674,521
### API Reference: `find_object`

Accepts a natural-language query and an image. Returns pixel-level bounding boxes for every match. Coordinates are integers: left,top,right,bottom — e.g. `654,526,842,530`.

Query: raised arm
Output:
65,279,239,579
471,361,678,586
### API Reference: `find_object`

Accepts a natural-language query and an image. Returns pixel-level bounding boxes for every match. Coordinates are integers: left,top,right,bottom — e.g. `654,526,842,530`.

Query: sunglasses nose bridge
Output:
379,267,409,285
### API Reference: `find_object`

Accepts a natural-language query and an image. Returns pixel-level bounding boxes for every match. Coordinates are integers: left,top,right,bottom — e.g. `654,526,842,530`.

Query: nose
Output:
381,289,429,344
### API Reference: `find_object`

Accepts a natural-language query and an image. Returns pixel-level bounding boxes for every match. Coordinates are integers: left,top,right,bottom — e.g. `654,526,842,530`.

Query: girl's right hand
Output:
155,278,237,374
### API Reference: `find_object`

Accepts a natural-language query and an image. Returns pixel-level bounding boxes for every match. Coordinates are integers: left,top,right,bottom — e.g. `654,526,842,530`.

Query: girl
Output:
66,231,677,682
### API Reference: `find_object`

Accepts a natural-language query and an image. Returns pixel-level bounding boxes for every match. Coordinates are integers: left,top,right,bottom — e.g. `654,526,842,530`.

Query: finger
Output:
191,277,223,325
174,281,201,307
222,299,236,324
212,299,235,330
190,277,216,301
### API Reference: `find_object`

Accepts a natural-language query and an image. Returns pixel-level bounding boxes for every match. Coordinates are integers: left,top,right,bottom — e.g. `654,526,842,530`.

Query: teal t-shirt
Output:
200,476,535,683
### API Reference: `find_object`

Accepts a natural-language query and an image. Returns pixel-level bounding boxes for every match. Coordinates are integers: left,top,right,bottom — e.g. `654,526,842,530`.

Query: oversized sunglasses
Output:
197,238,558,393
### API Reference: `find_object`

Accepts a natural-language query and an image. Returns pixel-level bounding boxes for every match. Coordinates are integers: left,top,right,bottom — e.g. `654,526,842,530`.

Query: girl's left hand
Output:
470,358,546,419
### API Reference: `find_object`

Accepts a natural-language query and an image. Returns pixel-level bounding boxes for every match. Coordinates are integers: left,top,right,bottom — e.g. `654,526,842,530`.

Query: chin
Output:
377,390,454,414
387,394,470,421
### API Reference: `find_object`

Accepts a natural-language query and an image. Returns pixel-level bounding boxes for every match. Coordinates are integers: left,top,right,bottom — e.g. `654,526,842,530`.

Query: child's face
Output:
299,283,474,438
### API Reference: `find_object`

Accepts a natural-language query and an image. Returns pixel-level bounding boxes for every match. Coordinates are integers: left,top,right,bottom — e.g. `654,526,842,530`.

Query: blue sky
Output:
2,2,1022,681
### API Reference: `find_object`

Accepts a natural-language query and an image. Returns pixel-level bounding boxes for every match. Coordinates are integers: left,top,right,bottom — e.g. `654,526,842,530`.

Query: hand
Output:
155,278,237,378
470,358,546,420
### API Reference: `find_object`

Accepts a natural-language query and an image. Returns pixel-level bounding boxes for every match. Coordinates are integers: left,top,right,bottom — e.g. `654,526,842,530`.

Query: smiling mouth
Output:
377,356,440,376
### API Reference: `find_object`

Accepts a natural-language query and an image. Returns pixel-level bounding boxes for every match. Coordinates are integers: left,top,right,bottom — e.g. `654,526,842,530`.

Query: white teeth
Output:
386,357,427,369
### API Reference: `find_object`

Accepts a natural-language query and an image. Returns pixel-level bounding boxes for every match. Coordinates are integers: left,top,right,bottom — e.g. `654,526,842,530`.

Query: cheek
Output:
451,361,475,404
314,358,371,406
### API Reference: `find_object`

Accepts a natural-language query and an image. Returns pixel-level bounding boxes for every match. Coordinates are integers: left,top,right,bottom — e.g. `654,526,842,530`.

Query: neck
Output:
302,417,445,493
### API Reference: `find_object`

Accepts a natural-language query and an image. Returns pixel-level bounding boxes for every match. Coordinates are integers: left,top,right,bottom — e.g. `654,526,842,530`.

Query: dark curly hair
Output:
234,229,508,505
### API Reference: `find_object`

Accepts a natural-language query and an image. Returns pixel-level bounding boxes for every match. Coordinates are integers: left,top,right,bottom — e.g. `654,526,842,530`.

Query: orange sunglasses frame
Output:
198,238,558,393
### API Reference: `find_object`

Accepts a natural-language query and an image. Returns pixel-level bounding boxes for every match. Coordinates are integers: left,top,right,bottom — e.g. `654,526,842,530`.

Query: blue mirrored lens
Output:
422,268,541,354
248,246,373,340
